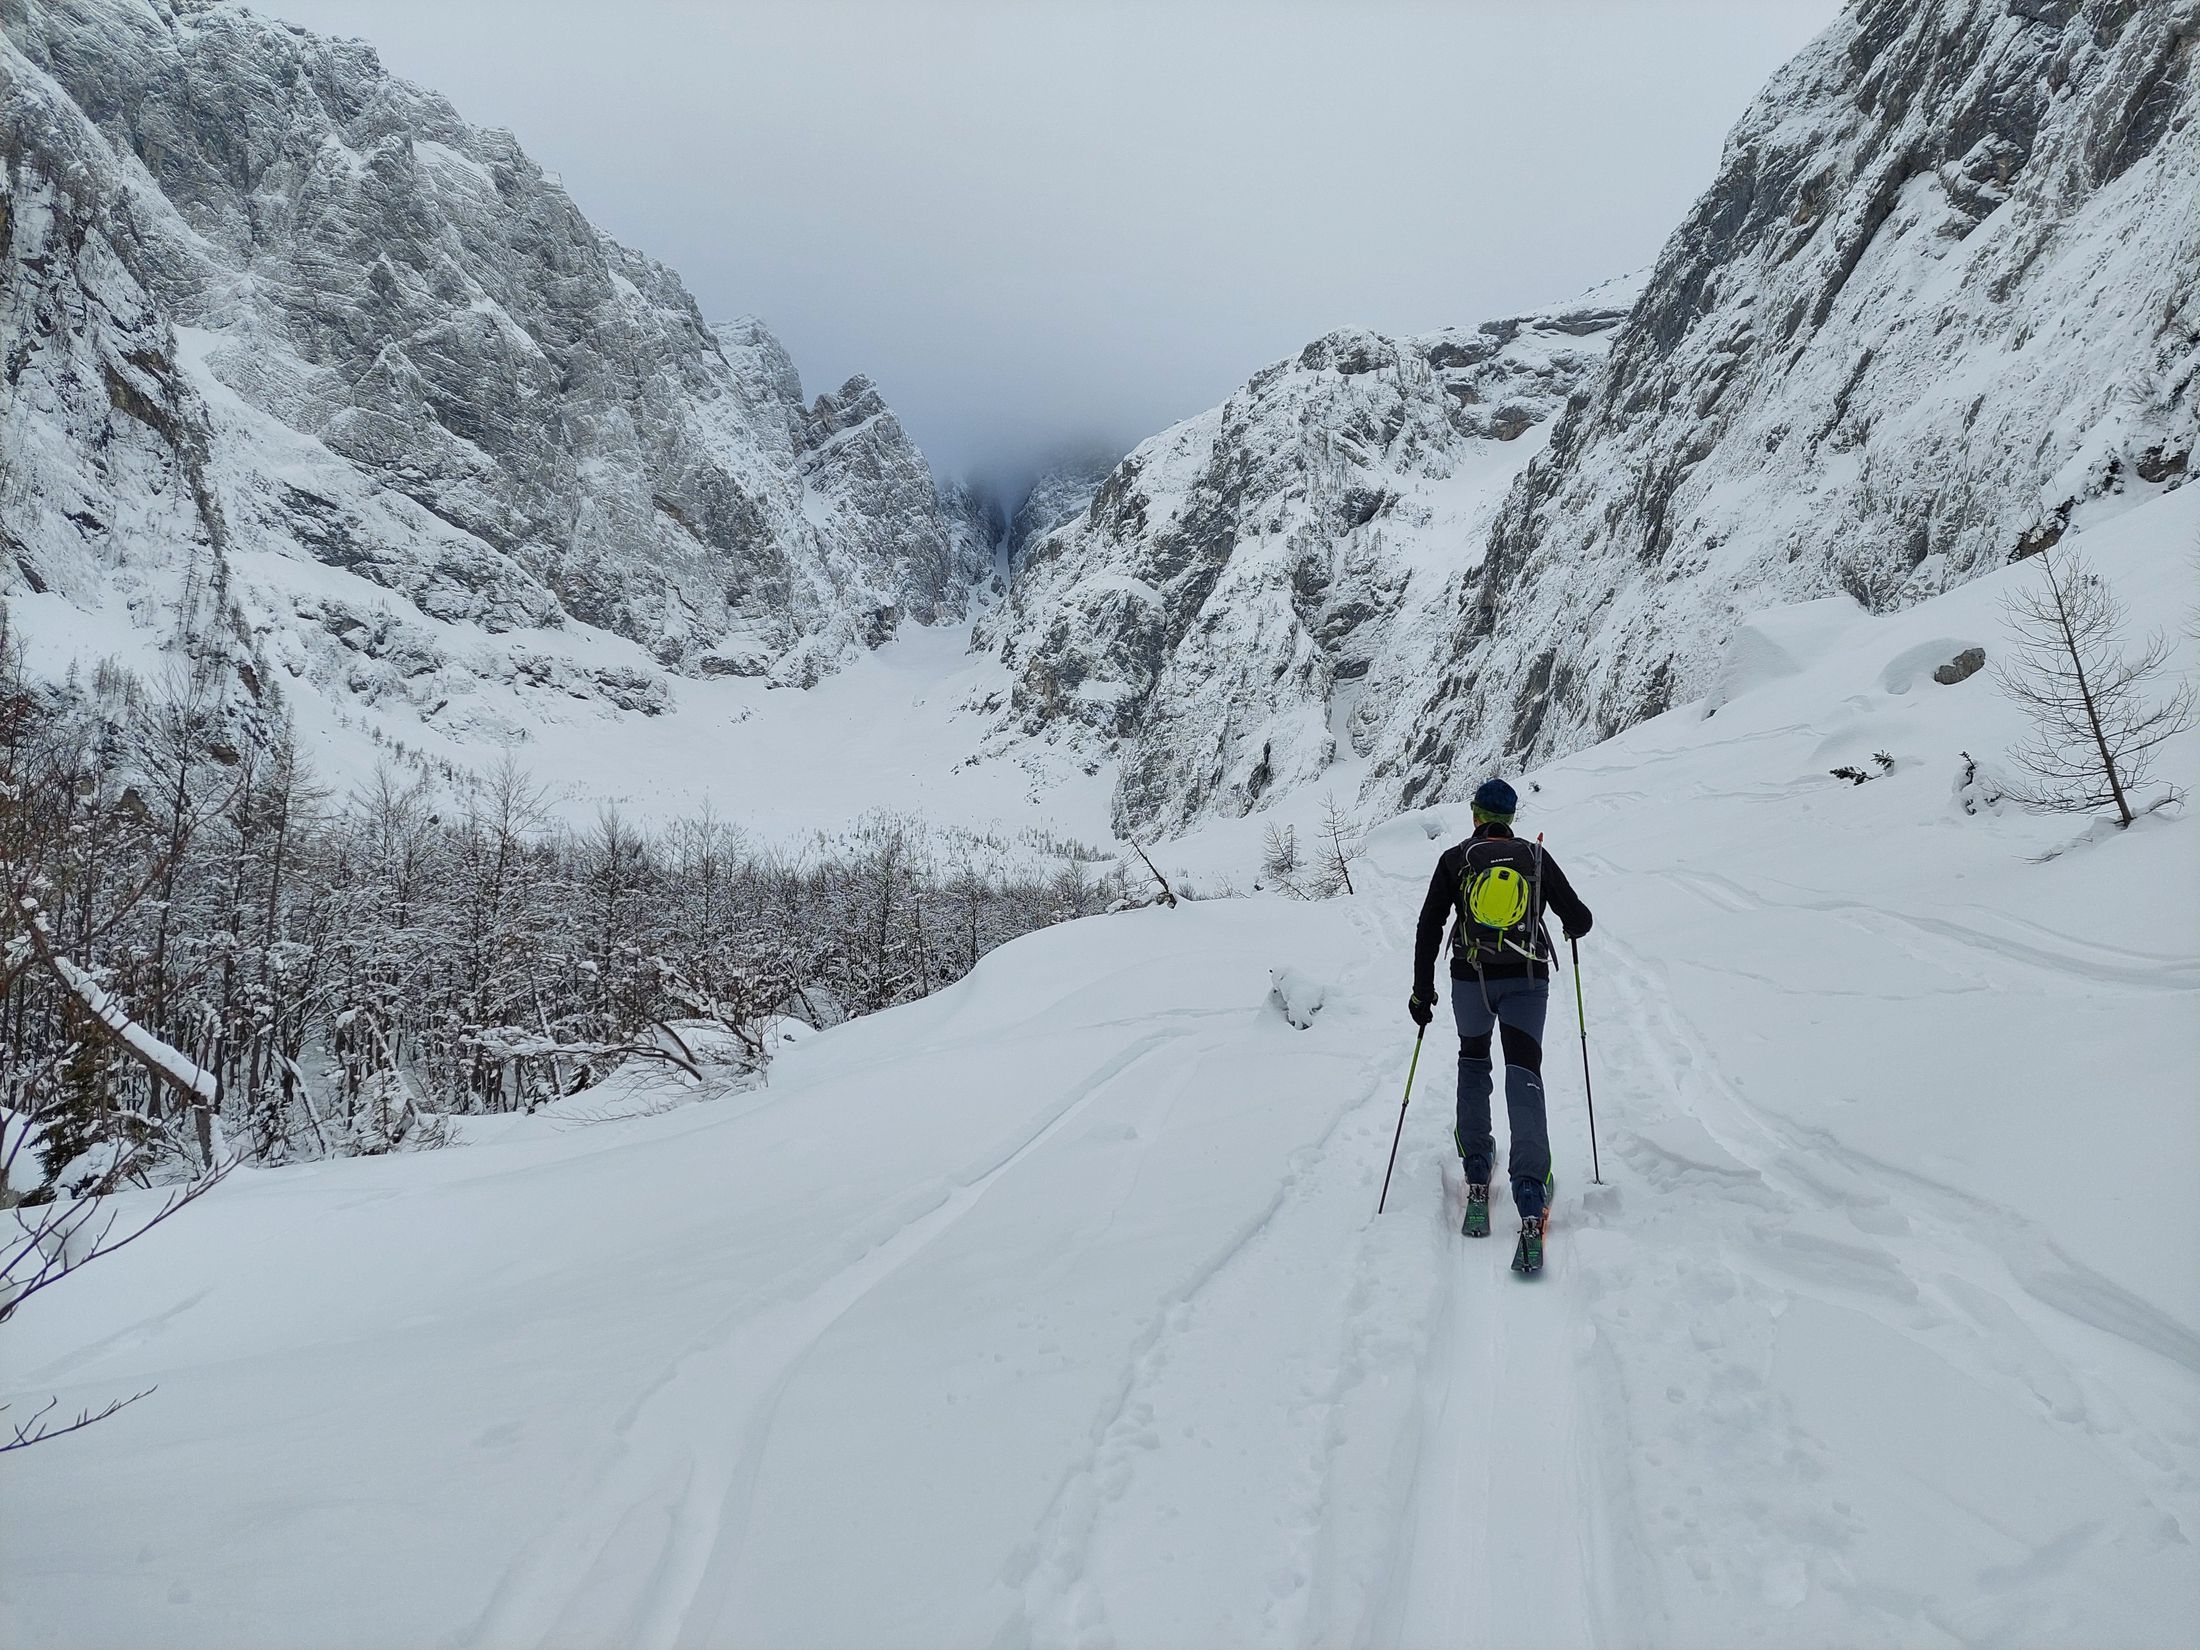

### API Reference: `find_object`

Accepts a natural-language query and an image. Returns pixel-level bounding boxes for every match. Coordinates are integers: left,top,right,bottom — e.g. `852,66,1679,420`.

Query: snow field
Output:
2,489,2196,1648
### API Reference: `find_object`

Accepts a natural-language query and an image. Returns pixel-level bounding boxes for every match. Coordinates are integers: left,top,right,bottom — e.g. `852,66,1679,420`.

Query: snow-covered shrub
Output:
1954,752,2008,817
1266,968,1327,1030
0,639,1124,1179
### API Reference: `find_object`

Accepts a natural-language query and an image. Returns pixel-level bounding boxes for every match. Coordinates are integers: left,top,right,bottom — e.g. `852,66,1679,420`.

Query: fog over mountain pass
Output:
250,0,1844,484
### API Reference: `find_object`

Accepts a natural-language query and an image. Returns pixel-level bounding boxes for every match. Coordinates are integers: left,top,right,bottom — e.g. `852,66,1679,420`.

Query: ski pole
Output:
1570,934,1603,1185
1375,1025,1426,1215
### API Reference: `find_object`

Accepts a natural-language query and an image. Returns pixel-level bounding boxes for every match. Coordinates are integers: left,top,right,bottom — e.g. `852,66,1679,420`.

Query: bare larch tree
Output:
1995,548,2194,827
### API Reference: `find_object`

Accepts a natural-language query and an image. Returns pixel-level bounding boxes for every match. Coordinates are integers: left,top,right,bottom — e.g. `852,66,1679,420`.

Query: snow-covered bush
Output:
0,631,1126,1183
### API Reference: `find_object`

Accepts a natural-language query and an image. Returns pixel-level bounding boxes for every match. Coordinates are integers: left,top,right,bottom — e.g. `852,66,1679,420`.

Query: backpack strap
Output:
1519,835,1549,964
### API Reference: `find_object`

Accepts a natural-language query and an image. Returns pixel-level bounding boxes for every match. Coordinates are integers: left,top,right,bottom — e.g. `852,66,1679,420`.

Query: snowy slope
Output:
1376,0,2199,808
6,487,2194,1649
0,579,1117,843
0,0,983,730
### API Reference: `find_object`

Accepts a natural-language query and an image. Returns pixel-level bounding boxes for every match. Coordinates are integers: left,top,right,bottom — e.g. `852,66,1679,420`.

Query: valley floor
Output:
3,492,2197,1648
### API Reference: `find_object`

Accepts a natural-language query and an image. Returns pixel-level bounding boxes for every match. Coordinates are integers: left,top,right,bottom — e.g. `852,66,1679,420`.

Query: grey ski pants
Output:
1450,974,1551,1219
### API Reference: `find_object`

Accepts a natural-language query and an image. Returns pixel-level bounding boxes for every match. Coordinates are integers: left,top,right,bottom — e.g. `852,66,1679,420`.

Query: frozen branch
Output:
1126,839,1179,908
0,1388,156,1453
15,895,220,1103
1,1150,233,1324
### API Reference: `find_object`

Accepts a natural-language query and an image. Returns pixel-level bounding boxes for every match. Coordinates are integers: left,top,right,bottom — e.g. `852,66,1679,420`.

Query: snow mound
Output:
1266,967,1329,1029
1703,597,1865,715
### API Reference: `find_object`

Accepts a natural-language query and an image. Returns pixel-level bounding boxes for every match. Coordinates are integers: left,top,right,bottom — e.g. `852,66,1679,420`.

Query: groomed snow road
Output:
5,492,2197,1648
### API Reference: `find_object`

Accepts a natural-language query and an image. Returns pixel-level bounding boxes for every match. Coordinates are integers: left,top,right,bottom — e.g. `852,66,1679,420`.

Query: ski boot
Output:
1462,1182,1490,1238
1511,1213,1545,1276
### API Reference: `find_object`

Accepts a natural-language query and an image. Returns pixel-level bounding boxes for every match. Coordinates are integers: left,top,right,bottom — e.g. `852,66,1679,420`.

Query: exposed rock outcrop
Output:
1374,0,2198,806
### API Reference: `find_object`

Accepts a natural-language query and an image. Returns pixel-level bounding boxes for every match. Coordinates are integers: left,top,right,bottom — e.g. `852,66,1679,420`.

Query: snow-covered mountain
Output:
977,281,1641,835
1373,0,2199,807
1,0,981,739
6,0,2191,847
969,0,2196,837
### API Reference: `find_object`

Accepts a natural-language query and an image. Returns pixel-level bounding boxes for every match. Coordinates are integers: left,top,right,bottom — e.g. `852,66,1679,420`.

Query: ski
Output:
1511,1175,1553,1275
1461,1183,1490,1238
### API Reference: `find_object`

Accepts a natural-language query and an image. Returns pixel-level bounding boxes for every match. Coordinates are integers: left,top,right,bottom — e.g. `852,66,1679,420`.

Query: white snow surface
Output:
3,495,2197,1648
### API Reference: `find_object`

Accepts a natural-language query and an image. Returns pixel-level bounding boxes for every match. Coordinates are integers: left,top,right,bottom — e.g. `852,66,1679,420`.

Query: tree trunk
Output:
2044,551,2133,826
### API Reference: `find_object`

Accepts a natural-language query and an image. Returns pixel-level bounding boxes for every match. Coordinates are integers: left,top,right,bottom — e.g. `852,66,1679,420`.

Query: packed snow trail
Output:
3,491,2196,1647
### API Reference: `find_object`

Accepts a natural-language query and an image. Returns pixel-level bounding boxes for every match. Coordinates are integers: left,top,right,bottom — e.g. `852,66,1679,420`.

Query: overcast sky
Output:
254,0,1845,486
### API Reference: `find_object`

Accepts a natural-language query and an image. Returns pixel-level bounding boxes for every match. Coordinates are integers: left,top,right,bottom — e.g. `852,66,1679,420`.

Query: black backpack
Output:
1451,836,1548,969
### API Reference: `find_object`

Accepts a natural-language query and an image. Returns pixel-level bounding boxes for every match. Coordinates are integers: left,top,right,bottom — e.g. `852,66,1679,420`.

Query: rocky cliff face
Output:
1373,0,2199,807
976,284,1640,834
936,474,1011,596
1003,449,1122,568
2,0,975,735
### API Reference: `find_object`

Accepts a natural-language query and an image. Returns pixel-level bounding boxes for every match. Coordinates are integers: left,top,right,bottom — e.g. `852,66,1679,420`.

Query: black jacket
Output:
1413,823,1592,999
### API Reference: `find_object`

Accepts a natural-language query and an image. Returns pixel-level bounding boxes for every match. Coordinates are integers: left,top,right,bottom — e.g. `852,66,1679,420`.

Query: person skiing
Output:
1409,777,1592,1259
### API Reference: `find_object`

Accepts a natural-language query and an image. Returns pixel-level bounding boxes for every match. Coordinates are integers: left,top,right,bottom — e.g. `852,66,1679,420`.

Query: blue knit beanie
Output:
1471,777,1518,821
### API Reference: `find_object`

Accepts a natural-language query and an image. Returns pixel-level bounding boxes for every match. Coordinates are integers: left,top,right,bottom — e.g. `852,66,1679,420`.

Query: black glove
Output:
1408,992,1434,1028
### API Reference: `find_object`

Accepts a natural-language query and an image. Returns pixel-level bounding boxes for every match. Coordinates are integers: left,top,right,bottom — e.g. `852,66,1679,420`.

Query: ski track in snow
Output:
1362,846,1594,1650
1007,1079,1378,1649
464,1030,1197,1650
1005,901,1411,1650
1648,863,2200,993
1545,840,2198,1641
